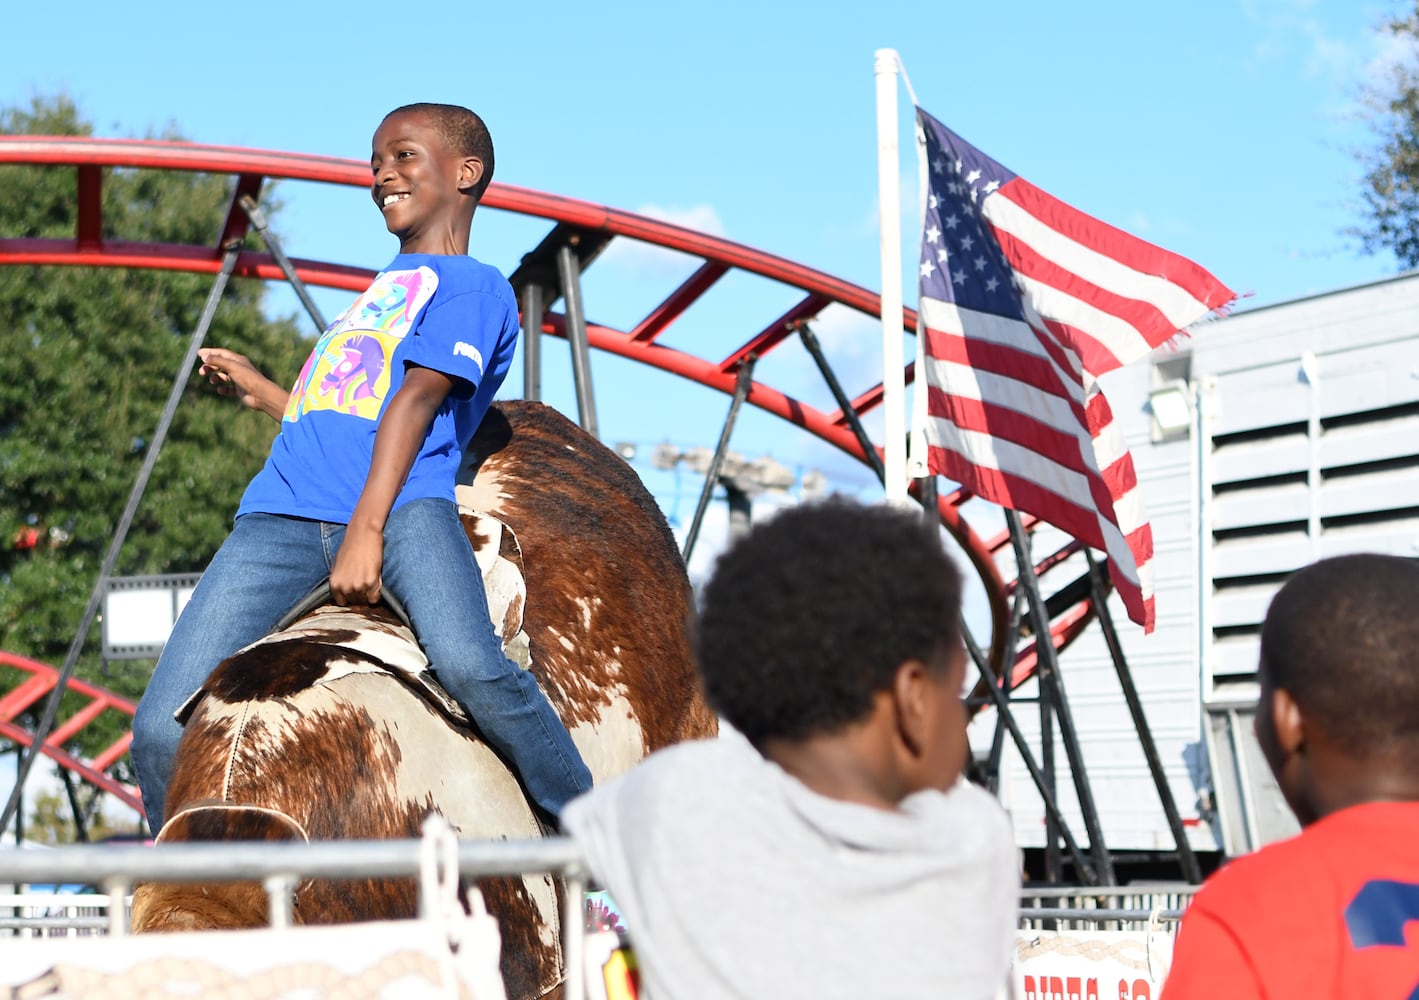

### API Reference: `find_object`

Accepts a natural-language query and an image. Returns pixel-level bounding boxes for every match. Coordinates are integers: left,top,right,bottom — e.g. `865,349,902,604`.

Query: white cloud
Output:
635,203,728,238
1242,0,1363,83
1361,14,1419,89
806,302,877,364
596,202,728,278
1239,2,1402,127
1303,17,1358,81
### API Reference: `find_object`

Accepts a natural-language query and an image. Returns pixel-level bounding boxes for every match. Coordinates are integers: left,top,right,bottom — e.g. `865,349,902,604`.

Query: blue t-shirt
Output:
237,253,519,523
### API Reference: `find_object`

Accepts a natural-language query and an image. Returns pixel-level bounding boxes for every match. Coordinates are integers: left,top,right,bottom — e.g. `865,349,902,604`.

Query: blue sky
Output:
4,0,1411,580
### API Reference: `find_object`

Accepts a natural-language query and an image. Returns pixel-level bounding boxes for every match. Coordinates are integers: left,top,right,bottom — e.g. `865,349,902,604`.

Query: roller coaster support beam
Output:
795,321,885,485
521,282,545,402
239,195,328,332
557,245,597,437
682,357,757,564
1008,512,1116,885
1086,551,1203,883
984,594,1027,792
962,621,1097,884
0,243,243,836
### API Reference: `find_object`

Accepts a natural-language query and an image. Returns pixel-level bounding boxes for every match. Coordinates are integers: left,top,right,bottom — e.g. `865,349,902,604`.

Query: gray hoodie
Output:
562,728,1019,999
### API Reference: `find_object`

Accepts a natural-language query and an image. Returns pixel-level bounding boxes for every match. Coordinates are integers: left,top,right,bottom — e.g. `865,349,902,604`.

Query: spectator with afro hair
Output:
1163,553,1419,999
562,497,1019,1000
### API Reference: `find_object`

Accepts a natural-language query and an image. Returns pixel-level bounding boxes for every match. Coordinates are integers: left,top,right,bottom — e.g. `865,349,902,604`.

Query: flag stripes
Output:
912,107,1234,631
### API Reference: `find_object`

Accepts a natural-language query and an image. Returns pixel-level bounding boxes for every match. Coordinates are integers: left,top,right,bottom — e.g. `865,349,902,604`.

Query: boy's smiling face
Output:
370,109,482,254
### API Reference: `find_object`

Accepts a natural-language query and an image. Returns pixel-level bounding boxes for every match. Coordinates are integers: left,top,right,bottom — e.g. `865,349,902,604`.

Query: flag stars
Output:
919,129,1018,309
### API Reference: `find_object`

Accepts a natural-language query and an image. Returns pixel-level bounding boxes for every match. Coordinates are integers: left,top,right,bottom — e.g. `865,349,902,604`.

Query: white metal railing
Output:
1017,884,1198,930
0,828,590,1000
0,893,110,937
2,887,1198,934
2,836,1203,998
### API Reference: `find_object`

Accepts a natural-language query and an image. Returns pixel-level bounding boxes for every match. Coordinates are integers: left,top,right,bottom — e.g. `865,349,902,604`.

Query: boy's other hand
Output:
331,523,384,606
197,347,287,420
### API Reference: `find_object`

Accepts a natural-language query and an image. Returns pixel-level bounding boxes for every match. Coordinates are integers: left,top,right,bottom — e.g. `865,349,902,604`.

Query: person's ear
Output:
1270,686,1305,756
893,660,929,758
458,157,484,194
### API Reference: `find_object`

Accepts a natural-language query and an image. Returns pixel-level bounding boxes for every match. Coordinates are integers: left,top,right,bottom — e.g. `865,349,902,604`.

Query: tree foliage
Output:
1355,7,1419,266
18,787,143,846
0,95,311,775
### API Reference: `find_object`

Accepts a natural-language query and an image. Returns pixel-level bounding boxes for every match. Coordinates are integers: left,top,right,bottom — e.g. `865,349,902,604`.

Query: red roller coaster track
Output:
0,652,141,815
0,136,1094,820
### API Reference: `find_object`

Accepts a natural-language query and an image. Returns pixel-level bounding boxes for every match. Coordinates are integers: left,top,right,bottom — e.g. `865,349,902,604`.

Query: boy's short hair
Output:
695,497,963,747
1260,553,1419,758
386,102,495,201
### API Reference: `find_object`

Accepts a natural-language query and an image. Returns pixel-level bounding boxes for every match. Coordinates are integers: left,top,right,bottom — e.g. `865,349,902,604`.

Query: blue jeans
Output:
131,497,592,829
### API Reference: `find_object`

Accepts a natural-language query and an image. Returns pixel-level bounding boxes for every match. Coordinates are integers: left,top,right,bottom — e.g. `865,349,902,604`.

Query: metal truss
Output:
0,137,1134,868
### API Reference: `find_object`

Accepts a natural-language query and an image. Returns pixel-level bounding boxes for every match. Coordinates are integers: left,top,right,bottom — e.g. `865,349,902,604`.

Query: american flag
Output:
912,107,1235,632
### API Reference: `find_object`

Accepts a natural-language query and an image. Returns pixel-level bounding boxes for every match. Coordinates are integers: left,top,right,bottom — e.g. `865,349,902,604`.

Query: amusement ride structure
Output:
0,135,1197,882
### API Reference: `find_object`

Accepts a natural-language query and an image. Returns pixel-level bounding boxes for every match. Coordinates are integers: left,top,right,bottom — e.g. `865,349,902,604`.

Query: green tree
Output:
1355,6,1419,266
20,784,143,846
0,95,311,777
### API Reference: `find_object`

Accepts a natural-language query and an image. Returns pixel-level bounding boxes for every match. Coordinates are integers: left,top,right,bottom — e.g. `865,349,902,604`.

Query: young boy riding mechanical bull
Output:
131,102,593,835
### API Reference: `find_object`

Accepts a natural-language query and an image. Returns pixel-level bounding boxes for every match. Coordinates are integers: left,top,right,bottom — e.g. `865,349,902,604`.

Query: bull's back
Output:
459,401,716,758
137,636,563,995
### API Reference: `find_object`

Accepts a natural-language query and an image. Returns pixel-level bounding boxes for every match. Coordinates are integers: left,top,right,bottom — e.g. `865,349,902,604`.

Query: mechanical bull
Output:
130,400,718,998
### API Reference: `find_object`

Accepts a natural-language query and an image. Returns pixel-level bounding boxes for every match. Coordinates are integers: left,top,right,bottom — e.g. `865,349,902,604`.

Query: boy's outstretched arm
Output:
330,364,455,606
197,347,289,421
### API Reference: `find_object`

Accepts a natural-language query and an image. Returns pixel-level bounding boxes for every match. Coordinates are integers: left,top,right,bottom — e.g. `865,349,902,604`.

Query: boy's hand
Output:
197,347,288,421
330,523,384,606
330,366,455,609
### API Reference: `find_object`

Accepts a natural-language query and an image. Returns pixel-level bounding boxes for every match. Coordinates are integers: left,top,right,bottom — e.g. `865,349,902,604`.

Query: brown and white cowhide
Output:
130,400,718,1000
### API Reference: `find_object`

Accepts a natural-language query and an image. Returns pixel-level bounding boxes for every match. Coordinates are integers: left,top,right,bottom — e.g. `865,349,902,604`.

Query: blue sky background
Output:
4,0,1412,583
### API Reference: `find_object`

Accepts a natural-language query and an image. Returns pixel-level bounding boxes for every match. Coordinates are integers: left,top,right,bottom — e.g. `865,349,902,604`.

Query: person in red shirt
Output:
1162,553,1419,999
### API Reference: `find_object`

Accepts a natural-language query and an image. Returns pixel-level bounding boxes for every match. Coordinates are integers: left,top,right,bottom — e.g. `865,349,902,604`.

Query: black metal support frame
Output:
507,224,612,432
521,283,544,402
796,322,886,482
58,766,101,844
0,243,244,835
239,196,327,331
1085,551,1204,883
557,245,598,436
1007,512,1116,884
682,358,757,562
962,623,1098,883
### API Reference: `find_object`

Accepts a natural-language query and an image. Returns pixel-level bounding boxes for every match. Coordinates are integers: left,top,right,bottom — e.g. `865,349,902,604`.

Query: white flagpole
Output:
907,103,931,480
874,48,908,504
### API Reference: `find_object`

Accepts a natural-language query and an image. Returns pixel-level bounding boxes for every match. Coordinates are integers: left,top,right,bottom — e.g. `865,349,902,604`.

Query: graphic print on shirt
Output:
282,266,438,422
